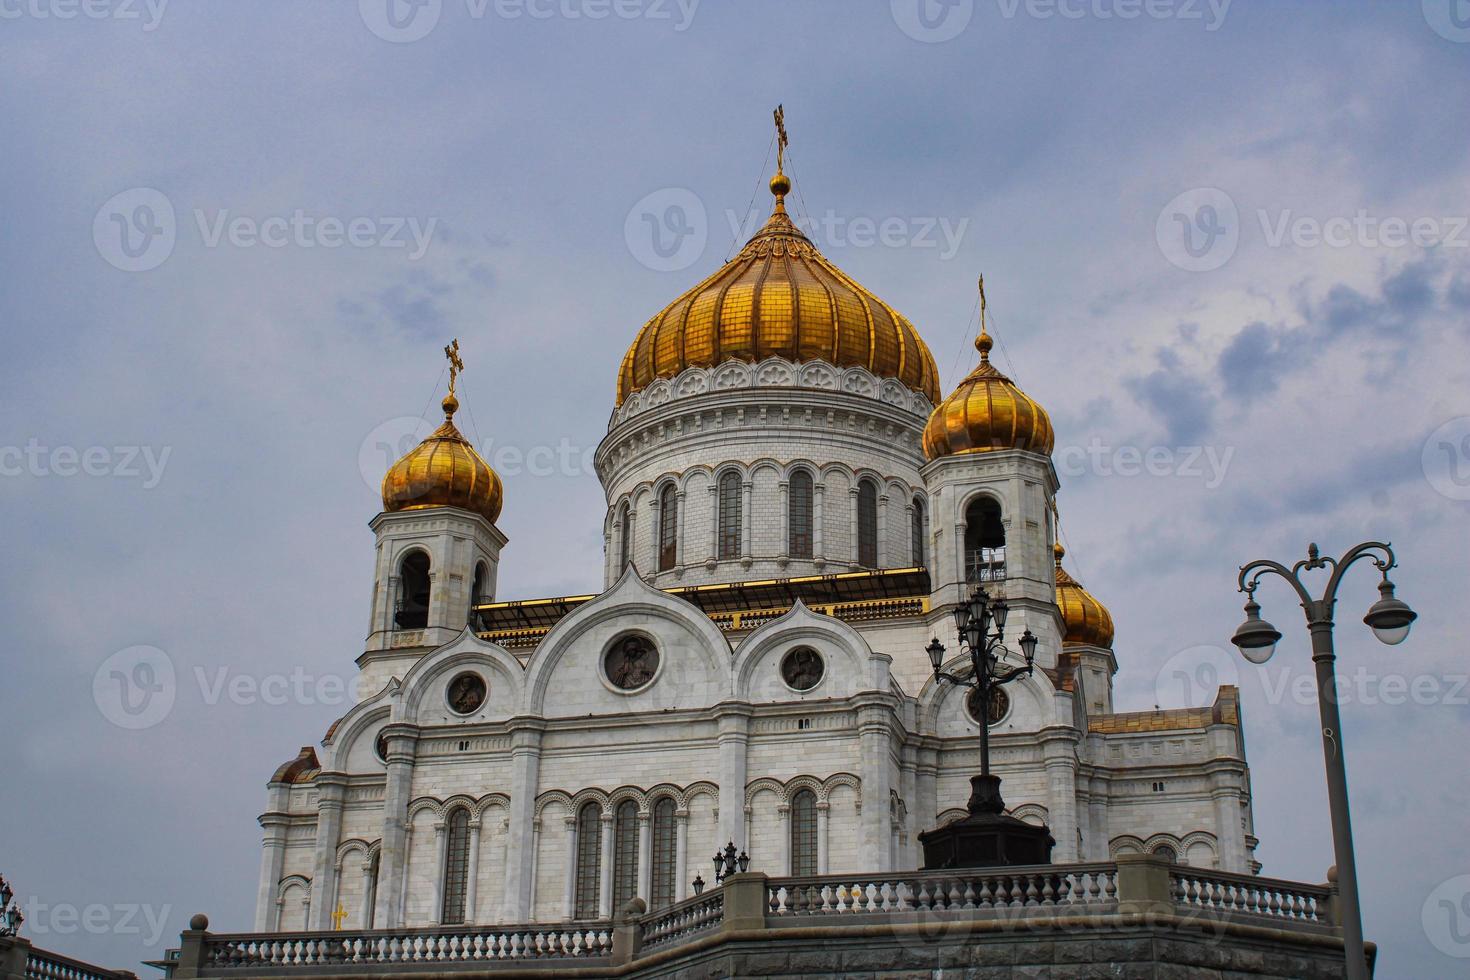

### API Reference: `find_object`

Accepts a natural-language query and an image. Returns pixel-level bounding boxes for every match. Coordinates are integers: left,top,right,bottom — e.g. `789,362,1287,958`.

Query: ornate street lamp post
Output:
918,586,1049,869
1233,541,1416,980
0,875,23,937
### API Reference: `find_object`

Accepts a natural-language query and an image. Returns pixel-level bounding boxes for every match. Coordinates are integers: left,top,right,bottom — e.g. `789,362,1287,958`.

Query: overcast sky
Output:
1,1,1467,976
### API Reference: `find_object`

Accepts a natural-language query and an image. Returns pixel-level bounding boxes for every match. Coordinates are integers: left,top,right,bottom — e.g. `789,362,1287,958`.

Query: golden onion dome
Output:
616,175,941,406
1053,543,1114,649
382,393,504,524
922,279,1054,459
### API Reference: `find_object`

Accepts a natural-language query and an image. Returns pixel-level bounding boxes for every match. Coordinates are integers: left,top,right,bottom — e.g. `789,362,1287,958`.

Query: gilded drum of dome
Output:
617,192,940,406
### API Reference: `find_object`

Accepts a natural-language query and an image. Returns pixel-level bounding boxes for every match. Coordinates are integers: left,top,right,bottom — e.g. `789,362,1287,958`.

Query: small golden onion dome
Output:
922,324,1054,459
381,395,503,524
616,178,940,405
1053,543,1114,649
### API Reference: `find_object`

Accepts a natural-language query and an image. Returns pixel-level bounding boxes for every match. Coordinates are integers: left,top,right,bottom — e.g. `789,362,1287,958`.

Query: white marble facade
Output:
253,354,1256,932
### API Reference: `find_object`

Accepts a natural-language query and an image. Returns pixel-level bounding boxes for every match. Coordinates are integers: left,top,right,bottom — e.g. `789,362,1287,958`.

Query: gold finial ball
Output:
1054,541,1066,562
442,393,459,418
770,173,791,197
975,330,993,357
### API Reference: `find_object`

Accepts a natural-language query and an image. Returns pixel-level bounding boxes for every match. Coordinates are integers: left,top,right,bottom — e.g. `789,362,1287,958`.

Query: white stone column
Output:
308,776,346,930
1041,729,1081,862
877,492,890,566
375,729,417,928
716,708,752,849
776,803,791,875
1088,788,1110,862
562,816,578,921
708,485,720,559
637,812,653,903
740,480,752,559
598,813,615,918
465,819,483,923
857,702,892,870
359,860,376,929
528,820,541,913
1212,780,1247,872
430,821,448,923
254,811,289,931
777,480,789,558
675,811,689,901
816,803,831,874
813,483,825,563
501,723,545,921
848,487,860,565
398,825,414,924
674,488,687,567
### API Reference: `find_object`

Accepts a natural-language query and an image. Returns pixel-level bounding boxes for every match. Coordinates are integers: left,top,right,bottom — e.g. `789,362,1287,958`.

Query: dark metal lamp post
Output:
918,586,1051,869
1233,541,1416,980
0,875,23,937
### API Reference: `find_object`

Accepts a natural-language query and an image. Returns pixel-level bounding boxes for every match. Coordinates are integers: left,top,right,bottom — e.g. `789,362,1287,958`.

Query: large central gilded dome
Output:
616,179,940,406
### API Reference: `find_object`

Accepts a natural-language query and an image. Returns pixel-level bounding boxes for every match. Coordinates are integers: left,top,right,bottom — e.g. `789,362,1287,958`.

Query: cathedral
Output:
251,139,1256,936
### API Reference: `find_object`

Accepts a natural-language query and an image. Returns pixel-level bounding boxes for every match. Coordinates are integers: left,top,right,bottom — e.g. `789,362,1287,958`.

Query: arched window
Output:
574,803,602,919
718,471,742,560
788,471,813,559
612,800,640,912
617,502,632,573
658,485,677,572
964,497,1005,583
857,480,879,568
790,789,818,876
650,797,677,910
441,807,471,924
395,551,431,629
468,561,488,628
911,496,925,568
1152,844,1178,863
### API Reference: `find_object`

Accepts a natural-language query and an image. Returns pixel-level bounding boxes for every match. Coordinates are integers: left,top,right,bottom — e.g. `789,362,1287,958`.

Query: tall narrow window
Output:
612,800,640,912
574,803,602,919
788,471,813,559
441,807,471,924
650,797,677,910
857,480,878,568
658,485,677,572
617,502,632,573
718,471,742,560
964,497,1006,583
790,790,818,876
468,561,487,628
911,497,926,568
396,551,431,629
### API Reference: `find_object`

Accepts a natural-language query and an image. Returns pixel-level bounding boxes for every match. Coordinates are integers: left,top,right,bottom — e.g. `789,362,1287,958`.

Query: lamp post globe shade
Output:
951,603,968,635
1019,629,1038,665
992,599,1009,631
1232,601,1281,664
1364,582,1416,645
967,590,987,629
926,638,946,673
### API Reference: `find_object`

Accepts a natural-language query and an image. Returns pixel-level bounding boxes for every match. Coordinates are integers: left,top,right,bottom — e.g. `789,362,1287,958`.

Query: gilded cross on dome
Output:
773,104,788,175
444,338,464,397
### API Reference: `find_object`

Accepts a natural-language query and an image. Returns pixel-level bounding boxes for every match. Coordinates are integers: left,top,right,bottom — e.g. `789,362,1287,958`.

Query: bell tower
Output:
920,278,1064,667
365,340,507,662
